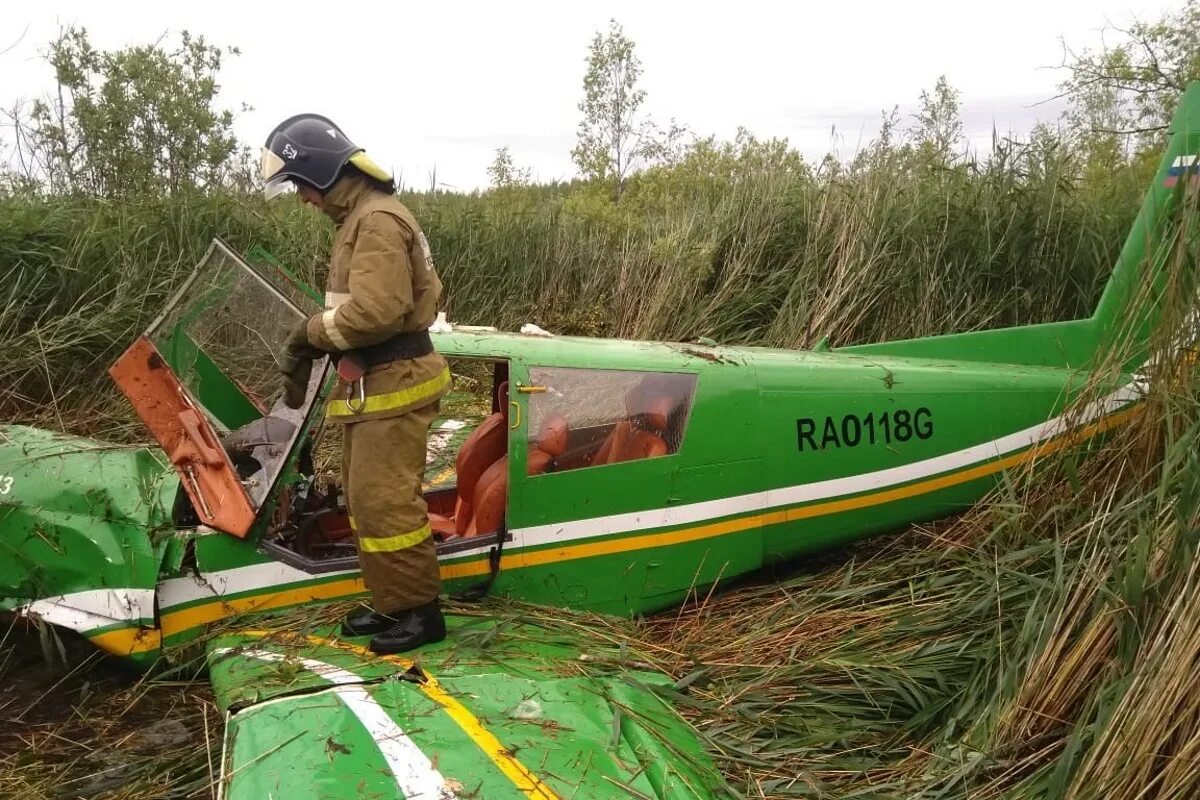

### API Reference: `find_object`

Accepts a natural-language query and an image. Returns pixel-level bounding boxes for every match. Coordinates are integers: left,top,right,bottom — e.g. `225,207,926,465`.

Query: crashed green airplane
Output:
4,83,1200,799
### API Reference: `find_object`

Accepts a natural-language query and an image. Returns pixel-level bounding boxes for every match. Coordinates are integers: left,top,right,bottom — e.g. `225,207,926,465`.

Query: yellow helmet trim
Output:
348,151,393,183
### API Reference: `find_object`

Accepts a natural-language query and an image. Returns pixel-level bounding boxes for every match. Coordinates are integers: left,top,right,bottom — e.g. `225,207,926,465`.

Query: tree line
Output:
3,5,1200,201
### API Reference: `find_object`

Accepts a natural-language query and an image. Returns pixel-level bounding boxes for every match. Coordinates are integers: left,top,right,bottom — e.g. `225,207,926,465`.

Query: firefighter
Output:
260,114,450,654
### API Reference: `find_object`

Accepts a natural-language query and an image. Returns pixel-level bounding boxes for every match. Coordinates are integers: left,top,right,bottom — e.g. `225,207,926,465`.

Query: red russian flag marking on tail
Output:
1165,154,1200,187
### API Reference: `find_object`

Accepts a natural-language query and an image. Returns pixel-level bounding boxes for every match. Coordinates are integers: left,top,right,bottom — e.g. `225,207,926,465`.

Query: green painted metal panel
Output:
193,529,280,574
210,616,731,800
0,425,175,611
222,688,453,800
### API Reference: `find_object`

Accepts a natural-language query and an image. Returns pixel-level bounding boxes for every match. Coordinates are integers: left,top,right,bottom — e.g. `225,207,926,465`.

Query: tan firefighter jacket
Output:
304,174,450,423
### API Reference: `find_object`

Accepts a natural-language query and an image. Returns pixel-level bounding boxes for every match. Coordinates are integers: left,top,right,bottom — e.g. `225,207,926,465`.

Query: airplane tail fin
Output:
840,81,1200,373
1090,82,1200,375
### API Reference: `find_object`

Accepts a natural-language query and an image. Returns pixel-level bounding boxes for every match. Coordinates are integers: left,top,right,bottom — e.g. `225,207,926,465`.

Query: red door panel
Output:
109,336,256,537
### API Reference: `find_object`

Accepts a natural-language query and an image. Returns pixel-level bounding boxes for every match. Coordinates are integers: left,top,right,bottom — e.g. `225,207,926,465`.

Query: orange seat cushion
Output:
593,420,632,465
472,455,509,536
429,512,457,538
455,413,506,502
536,415,569,457
527,447,554,475
620,430,668,461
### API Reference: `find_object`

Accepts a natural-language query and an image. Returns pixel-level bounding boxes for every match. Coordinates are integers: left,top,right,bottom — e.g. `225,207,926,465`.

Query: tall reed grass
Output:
0,136,1144,432
566,183,1200,798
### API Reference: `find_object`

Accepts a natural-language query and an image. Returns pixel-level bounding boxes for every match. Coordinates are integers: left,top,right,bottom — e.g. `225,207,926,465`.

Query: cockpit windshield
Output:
111,239,330,535
147,240,319,433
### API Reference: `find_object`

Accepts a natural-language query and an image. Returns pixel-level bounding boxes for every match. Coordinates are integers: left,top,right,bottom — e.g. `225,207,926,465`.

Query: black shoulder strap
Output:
449,518,506,602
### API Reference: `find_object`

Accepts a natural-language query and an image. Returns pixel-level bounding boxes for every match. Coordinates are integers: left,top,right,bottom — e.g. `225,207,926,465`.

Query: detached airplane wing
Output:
208,615,730,800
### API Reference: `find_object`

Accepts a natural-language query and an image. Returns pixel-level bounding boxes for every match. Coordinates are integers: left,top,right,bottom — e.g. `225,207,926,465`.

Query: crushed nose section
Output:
0,424,176,657
207,614,731,800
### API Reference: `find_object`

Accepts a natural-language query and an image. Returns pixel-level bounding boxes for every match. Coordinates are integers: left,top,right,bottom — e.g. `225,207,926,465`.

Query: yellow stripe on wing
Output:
234,630,561,800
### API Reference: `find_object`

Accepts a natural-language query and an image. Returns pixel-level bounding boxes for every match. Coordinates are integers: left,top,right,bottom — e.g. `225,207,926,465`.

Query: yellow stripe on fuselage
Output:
108,405,1136,654
88,625,162,656
157,558,491,640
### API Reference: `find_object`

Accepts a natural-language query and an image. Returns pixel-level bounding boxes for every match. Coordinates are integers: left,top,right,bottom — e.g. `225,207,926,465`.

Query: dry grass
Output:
0,622,218,800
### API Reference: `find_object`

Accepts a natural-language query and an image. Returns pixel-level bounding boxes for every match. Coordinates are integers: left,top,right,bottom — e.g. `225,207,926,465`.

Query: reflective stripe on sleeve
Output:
327,366,451,418
321,308,353,350
325,291,352,308
358,524,432,553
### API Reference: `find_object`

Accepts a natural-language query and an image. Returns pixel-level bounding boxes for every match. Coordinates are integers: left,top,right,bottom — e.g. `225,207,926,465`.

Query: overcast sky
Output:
0,0,1179,191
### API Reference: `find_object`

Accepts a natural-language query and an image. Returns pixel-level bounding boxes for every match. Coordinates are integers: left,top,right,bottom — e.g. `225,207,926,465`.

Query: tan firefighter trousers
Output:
342,401,441,614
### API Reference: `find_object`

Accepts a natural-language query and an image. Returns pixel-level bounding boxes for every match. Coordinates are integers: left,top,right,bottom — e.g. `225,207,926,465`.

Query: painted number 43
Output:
0,475,13,495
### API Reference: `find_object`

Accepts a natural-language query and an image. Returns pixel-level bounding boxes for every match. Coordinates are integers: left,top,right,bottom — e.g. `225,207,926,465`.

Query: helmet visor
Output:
259,148,294,198
263,175,295,199
260,147,286,181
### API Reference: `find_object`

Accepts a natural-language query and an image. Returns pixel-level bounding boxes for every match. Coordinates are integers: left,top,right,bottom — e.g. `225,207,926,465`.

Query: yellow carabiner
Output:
509,399,521,430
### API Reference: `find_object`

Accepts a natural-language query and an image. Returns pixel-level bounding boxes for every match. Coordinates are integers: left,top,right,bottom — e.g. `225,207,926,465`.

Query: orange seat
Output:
428,507,462,539
595,423,668,464
429,382,508,539
468,414,569,537
593,388,676,466
530,415,568,474
430,402,569,539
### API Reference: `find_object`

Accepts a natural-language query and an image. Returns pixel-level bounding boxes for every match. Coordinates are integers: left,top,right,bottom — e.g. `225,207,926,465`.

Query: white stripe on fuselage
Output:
161,382,1140,614
159,561,359,609
511,383,1142,547
18,588,155,630
157,540,498,612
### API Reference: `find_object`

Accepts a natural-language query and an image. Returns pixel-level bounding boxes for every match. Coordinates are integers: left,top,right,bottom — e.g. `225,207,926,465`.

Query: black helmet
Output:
260,113,393,197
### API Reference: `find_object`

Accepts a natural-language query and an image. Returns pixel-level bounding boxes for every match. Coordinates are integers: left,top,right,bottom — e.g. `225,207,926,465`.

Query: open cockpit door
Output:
109,239,330,537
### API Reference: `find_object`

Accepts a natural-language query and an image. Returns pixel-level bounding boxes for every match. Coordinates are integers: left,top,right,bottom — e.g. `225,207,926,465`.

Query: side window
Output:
526,368,697,475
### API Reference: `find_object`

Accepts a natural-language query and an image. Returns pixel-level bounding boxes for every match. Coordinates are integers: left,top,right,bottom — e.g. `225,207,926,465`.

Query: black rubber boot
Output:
341,606,397,637
368,599,447,654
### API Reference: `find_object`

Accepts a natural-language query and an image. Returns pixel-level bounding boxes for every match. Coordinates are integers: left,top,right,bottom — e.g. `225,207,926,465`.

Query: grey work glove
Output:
279,319,325,409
